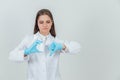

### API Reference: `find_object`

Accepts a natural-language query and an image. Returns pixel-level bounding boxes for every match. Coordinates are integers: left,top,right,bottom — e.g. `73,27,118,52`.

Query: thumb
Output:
50,50,54,56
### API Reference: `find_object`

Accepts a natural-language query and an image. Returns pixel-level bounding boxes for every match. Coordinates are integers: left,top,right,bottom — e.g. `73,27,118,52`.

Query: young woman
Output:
9,9,81,80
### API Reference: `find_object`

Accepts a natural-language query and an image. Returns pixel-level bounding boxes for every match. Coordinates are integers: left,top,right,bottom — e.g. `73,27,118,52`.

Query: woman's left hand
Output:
48,42,63,56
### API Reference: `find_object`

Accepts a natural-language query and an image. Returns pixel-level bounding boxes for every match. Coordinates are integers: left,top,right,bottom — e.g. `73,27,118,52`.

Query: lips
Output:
43,28,48,30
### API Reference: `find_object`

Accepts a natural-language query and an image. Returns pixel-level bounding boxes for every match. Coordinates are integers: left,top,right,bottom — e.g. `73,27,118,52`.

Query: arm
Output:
9,35,31,62
54,37,81,54
62,41,81,54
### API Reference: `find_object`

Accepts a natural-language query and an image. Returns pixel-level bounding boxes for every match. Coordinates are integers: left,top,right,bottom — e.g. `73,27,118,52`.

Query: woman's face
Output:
37,14,52,36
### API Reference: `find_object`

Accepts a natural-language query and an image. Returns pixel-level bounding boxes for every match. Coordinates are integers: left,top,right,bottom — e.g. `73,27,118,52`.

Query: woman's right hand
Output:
24,40,42,55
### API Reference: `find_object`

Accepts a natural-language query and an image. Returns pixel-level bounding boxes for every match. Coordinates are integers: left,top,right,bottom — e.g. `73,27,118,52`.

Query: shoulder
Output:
54,36,64,43
22,34,34,42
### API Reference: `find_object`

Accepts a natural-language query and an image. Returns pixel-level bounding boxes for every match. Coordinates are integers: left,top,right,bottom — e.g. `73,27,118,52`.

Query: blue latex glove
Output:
24,40,42,55
48,42,63,56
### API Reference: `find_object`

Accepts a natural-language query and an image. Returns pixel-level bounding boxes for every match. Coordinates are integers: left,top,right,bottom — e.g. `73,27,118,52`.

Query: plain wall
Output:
0,0,120,80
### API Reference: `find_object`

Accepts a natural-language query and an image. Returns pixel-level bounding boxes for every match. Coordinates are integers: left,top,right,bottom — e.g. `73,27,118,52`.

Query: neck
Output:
39,31,49,36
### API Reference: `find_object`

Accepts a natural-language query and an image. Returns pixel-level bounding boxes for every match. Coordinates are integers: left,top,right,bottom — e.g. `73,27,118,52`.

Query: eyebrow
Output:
39,20,51,21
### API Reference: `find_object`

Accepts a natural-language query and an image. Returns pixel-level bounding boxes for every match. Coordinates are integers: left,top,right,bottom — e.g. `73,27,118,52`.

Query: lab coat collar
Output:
35,31,52,40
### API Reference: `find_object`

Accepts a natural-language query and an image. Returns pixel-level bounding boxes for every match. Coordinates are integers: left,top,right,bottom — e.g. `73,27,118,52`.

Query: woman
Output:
9,9,81,80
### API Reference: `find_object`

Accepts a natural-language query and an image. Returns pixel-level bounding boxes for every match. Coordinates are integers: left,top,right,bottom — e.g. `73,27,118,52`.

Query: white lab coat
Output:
9,31,81,80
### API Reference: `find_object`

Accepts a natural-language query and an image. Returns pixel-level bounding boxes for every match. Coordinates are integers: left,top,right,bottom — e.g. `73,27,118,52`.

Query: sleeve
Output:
8,35,30,63
54,37,81,54
62,41,81,54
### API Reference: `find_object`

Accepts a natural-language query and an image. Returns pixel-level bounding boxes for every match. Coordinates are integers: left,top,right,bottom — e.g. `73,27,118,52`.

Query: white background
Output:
0,0,120,80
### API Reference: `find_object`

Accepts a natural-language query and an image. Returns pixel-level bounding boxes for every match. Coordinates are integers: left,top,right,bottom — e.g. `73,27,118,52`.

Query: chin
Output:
43,31,49,34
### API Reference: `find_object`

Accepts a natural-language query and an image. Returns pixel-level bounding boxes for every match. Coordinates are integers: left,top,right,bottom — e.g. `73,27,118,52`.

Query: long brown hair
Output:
34,9,56,37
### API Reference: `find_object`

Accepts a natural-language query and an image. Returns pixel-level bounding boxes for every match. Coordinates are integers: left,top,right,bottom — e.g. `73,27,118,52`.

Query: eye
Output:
46,20,51,24
39,21,44,24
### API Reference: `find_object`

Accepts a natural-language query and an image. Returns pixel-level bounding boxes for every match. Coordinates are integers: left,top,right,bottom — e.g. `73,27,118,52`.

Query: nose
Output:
43,23,47,27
